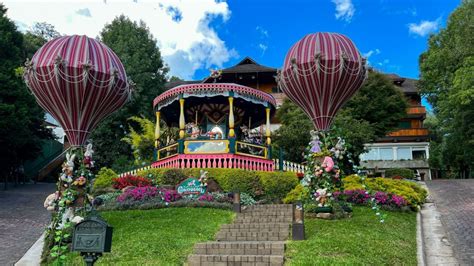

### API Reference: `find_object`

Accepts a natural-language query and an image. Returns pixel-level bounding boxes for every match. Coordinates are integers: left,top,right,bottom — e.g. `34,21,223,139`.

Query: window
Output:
412,150,426,160
398,121,411,129
361,148,378,161
380,148,393,160
397,147,412,160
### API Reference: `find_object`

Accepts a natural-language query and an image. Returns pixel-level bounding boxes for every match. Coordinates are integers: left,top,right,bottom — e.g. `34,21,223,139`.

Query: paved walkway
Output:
426,179,474,265
0,183,55,266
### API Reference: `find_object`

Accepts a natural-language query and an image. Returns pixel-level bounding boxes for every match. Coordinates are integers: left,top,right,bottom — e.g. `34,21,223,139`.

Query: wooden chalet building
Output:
359,74,431,180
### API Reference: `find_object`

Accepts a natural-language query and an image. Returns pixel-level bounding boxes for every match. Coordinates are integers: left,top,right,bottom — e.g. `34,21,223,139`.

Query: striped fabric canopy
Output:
278,32,367,131
24,35,131,146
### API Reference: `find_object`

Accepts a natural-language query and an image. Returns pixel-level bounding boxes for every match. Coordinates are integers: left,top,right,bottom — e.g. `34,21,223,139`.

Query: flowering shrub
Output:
210,192,233,203
113,175,152,190
117,186,158,202
159,189,181,202
333,189,408,209
198,194,214,202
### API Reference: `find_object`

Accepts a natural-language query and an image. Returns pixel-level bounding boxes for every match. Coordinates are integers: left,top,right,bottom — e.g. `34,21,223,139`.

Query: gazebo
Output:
152,83,276,171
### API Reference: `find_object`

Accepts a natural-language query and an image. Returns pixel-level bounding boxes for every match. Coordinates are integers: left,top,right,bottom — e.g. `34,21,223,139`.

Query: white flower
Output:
372,206,376,210
365,191,369,195
376,212,380,216
380,220,385,223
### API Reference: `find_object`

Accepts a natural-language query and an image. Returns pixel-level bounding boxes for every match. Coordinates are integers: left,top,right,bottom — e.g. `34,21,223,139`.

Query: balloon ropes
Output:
277,32,367,131
24,35,132,147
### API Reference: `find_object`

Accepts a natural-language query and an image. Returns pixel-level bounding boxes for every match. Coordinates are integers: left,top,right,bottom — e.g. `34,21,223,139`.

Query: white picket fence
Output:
118,160,307,177
273,159,307,174
118,165,153,177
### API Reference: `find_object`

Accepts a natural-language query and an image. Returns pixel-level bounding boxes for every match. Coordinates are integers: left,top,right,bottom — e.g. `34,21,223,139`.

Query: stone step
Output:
237,214,292,219
216,230,289,241
239,211,292,217
193,241,285,256
234,217,292,224
188,254,284,266
220,223,290,230
219,227,289,234
244,204,292,210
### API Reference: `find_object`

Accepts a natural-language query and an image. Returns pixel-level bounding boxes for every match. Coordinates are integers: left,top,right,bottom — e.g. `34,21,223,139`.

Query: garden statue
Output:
321,156,334,172
83,143,94,168
198,170,209,188
43,192,59,212
315,188,331,207
309,130,322,153
60,152,76,184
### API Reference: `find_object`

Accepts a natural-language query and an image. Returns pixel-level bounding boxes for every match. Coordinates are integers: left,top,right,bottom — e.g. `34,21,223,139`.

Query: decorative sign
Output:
185,140,228,153
176,178,206,196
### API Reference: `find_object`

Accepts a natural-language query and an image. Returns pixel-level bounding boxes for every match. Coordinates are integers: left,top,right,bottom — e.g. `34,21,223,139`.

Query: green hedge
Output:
385,168,415,179
134,168,299,202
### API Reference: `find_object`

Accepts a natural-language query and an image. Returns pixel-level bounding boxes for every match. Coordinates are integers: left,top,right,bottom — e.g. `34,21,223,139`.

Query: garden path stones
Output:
188,204,292,266
426,179,474,265
0,183,54,265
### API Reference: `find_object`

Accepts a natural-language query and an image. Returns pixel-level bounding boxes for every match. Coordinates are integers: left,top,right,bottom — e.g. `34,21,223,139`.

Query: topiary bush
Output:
385,168,415,179
258,171,299,202
93,167,118,190
283,184,310,204
162,168,189,186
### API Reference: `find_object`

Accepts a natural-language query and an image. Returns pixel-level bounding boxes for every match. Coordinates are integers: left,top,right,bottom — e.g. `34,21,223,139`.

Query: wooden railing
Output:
388,128,429,137
273,159,307,173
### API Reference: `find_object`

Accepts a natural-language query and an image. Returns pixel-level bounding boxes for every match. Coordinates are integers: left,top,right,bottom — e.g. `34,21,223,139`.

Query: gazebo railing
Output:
152,153,274,172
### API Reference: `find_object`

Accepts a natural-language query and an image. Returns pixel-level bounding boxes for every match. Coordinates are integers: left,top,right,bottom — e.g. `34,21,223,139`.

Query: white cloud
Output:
3,0,236,79
363,49,381,60
258,43,268,55
331,0,355,22
75,8,92,18
256,26,268,37
408,18,440,37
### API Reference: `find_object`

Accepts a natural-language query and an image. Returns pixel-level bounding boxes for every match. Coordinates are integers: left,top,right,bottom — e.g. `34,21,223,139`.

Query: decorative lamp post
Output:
233,192,241,213
292,201,305,240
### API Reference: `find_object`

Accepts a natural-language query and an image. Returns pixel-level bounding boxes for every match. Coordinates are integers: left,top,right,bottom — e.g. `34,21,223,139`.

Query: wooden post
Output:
265,107,271,145
228,96,235,138
179,98,185,139
154,111,161,148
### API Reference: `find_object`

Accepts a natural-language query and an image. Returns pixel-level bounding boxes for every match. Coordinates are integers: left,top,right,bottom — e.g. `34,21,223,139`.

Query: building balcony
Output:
388,128,429,137
406,105,426,118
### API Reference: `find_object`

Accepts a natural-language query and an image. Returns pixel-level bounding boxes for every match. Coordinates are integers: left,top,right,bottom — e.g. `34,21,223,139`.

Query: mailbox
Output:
72,216,113,253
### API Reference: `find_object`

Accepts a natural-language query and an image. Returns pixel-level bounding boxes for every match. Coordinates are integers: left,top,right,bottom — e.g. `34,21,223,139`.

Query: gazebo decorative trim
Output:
153,83,277,110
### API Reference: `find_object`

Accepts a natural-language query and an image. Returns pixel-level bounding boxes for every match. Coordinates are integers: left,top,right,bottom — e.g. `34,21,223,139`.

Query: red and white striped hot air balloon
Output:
24,35,131,146
278,32,367,131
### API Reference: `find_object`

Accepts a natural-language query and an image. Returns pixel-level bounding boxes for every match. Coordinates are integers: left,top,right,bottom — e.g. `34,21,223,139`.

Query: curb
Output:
417,211,426,266
15,233,44,266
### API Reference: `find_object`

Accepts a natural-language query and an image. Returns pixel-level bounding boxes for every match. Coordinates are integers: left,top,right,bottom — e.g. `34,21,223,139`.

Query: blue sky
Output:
194,0,460,80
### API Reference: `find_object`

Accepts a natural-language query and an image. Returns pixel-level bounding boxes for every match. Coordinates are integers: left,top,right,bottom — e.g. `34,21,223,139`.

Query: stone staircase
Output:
188,204,293,266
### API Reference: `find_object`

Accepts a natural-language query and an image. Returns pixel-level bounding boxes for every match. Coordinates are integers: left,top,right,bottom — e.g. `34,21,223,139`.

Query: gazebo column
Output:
154,111,161,160
228,92,236,153
178,96,185,154
265,105,272,159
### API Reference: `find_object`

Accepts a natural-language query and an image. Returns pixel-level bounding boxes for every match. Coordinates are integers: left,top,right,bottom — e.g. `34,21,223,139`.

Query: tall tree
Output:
91,15,168,170
0,4,52,186
273,71,407,166
419,0,474,178
23,22,60,58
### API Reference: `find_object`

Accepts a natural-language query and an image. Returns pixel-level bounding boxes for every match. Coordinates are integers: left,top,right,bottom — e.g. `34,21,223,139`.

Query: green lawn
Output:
58,208,234,265
285,206,417,265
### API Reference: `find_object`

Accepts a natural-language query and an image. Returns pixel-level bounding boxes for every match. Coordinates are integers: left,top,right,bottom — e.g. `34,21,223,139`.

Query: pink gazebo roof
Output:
153,83,276,109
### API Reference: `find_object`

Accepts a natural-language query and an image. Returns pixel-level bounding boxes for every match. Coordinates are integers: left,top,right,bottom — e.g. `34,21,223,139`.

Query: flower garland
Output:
302,130,386,222
42,144,95,262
